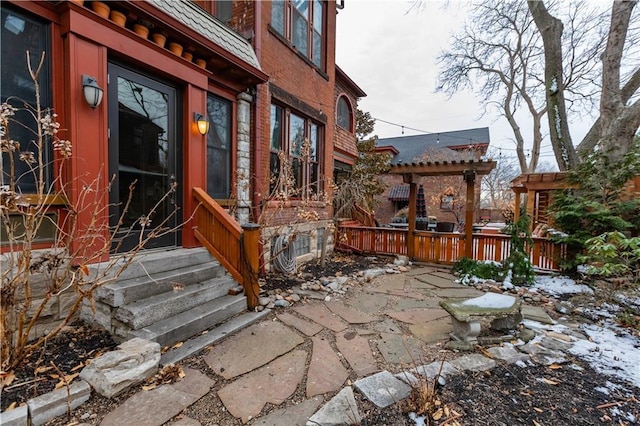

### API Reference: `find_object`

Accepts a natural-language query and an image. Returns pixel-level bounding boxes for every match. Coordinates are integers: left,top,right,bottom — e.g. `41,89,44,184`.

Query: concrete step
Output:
160,309,271,366
115,276,237,330
88,247,215,282
132,295,248,347
95,262,225,307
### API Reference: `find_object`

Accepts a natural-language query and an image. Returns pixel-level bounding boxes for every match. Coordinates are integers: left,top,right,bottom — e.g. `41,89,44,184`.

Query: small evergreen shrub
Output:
502,215,536,286
452,257,505,281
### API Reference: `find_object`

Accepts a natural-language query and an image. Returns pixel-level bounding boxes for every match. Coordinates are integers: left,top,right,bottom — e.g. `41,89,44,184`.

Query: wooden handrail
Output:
192,187,259,308
353,203,376,227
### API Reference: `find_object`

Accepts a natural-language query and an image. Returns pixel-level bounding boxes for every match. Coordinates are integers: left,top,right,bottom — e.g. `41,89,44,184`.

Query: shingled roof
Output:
376,127,490,165
148,0,262,70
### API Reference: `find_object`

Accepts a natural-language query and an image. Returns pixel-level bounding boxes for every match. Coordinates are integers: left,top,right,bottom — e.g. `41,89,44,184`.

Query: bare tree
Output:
529,0,640,164
438,0,607,172
481,150,520,209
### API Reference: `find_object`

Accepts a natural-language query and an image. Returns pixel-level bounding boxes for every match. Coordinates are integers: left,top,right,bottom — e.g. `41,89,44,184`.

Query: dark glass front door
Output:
108,63,180,252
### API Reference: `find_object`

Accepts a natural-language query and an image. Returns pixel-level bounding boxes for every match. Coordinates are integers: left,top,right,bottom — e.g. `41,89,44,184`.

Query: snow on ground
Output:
532,275,594,296
569,323,640,390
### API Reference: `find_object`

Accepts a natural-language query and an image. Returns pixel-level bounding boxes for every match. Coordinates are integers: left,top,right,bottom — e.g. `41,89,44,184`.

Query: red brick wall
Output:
251,1,337,223
334,77,358,159
374,175,483,226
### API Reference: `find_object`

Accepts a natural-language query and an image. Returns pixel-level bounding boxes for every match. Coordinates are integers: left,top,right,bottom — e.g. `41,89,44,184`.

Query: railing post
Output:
241,223,261,310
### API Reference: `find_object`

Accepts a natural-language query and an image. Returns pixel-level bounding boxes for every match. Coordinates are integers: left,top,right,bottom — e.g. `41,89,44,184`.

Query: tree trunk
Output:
528,1,580,171
598,0,638,161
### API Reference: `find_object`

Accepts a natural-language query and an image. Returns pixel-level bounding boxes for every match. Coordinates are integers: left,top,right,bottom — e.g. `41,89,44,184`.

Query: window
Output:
270,104,322,198
316,227,325,250
294,234,310,257
1,6,51,193
336,96,352,131
193,1,232,23
206,93,232,199
440,195,454,210
271,0,324,68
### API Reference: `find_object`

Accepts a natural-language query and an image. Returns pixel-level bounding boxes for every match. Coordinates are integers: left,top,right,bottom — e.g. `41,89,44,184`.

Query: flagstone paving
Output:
100,369,214,426
216,350,307,423
392,296,442,310
428,286,485,299
90,263,583,426
335,331,379,377
386,307,449,324
344,292,390,314
276,312,323,336
306,336,350,397
375,332,425,365
251,396,323,426
325,301,376,324
203,321,303,379
408,316,454,343
292,303,349,332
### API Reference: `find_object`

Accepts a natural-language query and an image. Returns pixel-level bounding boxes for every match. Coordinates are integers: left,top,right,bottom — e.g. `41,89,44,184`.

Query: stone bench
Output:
440,293,522,343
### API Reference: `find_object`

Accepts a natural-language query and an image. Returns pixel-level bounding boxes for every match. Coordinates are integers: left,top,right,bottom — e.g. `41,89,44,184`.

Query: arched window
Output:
336,95,353,132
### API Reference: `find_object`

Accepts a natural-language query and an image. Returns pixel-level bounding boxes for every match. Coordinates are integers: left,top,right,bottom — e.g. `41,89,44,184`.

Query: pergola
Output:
388,159,497,258
510,172,573,229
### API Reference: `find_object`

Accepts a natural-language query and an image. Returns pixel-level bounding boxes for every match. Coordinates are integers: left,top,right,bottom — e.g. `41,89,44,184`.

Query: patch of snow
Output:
502,270,513,290
461,293,516,309
408,412,426,426
533,275,593,296
569,323,640,389
610,406,637,423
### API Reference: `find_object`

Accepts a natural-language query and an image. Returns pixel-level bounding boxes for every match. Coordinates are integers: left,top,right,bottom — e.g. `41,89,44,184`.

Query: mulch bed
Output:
261,252,394,292
1,323,117,412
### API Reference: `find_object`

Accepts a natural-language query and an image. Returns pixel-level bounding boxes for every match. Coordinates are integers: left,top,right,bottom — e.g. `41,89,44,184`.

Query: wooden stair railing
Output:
353,203,377,227
192,188,259,309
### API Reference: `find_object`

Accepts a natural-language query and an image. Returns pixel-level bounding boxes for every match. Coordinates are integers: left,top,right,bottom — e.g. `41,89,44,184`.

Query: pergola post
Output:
463,170,476,258
407,180,417,259
514,191,521,222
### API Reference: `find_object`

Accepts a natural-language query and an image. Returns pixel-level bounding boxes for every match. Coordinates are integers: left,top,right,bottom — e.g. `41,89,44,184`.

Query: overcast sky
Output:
334,0,592,166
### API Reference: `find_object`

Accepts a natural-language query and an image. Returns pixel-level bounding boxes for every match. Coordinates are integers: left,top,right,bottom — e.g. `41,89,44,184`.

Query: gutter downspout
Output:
252,0,263,223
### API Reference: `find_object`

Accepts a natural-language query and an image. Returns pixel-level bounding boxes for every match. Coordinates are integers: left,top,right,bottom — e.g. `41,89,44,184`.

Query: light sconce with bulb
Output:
194,113,209,136
82,75,104,109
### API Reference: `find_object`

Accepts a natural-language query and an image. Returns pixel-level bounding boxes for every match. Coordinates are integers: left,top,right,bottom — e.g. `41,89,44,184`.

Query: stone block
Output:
80,338,160,398
353,370,412,408
450,354,496,372
307,387,361,426
0,404,28,426
27,380,91,426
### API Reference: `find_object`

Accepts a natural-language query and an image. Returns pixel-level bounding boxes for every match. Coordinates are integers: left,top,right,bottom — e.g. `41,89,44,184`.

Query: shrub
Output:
502,215,536,286
452,257,504,281
579,231,640,281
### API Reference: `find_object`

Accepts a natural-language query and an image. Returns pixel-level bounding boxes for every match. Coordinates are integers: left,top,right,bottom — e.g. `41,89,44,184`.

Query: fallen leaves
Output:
54,373,79,389
1,371,16,388
143,364,185,390
541,377,560,385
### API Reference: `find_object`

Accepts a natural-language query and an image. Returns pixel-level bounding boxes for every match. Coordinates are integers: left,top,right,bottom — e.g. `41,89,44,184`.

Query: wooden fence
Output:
337,225,566,271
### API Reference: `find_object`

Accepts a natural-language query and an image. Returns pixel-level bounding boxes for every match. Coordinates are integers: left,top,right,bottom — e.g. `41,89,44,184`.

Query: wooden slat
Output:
337,225,565,270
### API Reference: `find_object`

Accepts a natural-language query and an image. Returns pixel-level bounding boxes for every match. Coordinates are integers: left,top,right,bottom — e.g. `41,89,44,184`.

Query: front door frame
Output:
107,62,182,252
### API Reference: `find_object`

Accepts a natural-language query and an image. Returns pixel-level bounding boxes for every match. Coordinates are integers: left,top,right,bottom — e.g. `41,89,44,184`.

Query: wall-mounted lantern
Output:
82,75,103,109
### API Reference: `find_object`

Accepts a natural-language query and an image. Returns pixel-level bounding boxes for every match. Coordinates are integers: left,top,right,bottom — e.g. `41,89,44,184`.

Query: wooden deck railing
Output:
337,225,566,271
193,188,259,308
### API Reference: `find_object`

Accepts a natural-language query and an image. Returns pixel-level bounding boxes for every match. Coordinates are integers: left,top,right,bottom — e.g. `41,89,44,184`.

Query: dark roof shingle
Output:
377,127,490,165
